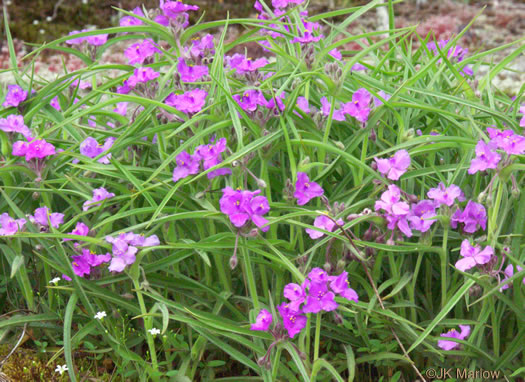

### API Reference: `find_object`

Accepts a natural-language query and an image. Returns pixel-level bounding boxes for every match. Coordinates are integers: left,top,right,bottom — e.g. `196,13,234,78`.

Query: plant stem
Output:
441,226,449,309
132,278,158,371
313,313,322,361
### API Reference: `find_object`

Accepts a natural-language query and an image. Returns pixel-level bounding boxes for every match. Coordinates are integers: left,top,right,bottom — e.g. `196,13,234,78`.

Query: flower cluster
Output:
12,138,56,161
172,138,231,182
220,187,270,232
28,207,64,229
106,232,160,272
251,268,358,339
165,88,208,115
468,128,525,174
427,39,473,76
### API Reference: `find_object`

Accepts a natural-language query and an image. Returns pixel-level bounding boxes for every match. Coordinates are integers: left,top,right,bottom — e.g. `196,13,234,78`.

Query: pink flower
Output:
320,97,345,121
226,54,268,74
0,213,26,236
0,114,32,139
2,85,28,107
12,138,56,161
165,89,208,114
30,207,64,229
343,88,371,123
305,215,343,239
468,141,501,174
427,183,465,207
374,149,411,181
177,58,208,82
83,187,115,211
250,309,273,331
120,7,145,26
172,151,200,182
500,264,525,291
328,48,342,60
438,325,470,351
294,172,324,205
125,39,161,65
455,240,493,272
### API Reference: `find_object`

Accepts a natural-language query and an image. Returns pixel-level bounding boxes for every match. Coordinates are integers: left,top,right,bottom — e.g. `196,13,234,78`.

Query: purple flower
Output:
65,29,88,45
308,267,330,283
283,283,307,311
65,222,90,241
106,232,159,272
320,97,345,121
177,58,208,82
0,213,26,236
500,264,525,291
296,96,310,115
226,54,268,74
79,136,115,164
373,90,391,107
233,90,268,113
2,85,28,108
86,34,108,46
272,0,304,8
50,96,61,111
125,39,161,65
120,7,145,26
374,185,412,237
302,281,338,313
30,207,64,229
266,92,286,112
328,271,359,302
408,200,437,232
487,128,525,156
455,239,493,272
113,102,128,116
277,303,307,339
165,89,208,114
291,31,322,44
374,149,411,181
160,0,199,18
438,325,470,351
195,138,231,179
250,309,273,331
186,34,215,61
468,141,501,174
172,151,200,182
12,138,56,161
427,183,465,207
219,187,270,232
293,172,324,206
343,88,371,123
328,48,342,60
451,200,487,233
71,249,111,278
83,187,115,211
125,67,160,89
520,105,525,128
0,114,32,139
305,215,343,239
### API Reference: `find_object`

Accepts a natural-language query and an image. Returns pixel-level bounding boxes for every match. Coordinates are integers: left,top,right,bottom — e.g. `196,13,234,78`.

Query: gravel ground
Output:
1,0,524,94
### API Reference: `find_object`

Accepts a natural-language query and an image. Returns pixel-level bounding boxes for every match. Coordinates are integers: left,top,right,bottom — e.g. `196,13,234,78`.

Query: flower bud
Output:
32,192,40,200
468,284,482,298
407,194,419,204
477,191,486,204
229,254,238,270
256,178,267,189
323,262,332,273
333,141,345,151
336,259,346,273
333,311,343,325
370,161,378,171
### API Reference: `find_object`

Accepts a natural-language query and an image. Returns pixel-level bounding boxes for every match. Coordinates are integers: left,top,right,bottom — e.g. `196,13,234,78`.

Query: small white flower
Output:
46,16,52,22
148,328,160,335
55,364,68,375
33,20,39,25
39,29,45,35
49,277,61,284
94,311,107,320
82,0,88,4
